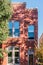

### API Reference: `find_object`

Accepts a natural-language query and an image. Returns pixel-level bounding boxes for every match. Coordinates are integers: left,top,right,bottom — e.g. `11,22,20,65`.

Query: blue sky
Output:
11,0,43,38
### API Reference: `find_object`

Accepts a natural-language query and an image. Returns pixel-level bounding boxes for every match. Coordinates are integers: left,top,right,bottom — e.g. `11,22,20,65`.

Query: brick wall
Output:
2,2,38,65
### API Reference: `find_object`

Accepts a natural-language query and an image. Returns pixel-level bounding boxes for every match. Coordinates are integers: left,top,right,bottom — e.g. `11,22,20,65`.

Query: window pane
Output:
15,52,19,57
14,21,20,37
14,21,19,29
14,29,20,36
15,47,19,50
8,52,12,57
28,25,34,32
8,21,12,36
15,58,19,64
28,32,34,39
29,55,33,65
8,46,13,50
9,29,12,36
8,57,12,63
8,22,12,29
15,47,19,64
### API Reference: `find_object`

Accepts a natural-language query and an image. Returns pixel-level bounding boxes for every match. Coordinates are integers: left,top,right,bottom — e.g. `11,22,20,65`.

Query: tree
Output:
0,0,12,58
35,42,43,65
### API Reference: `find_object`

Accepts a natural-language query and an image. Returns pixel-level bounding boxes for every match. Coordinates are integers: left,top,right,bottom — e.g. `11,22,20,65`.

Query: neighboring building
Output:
1,2,38,65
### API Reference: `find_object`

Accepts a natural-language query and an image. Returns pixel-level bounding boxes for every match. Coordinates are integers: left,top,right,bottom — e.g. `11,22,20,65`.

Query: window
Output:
8,21,20,37
14,22,20,37
29,54,33,65
28,25,34,39
14,47,20,64
8,46,13,63
28,49,34,65
8,21,12,36
7,46,20,64
8,52,12,63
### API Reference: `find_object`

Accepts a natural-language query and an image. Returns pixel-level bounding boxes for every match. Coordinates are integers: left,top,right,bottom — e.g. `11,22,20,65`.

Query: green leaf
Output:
0,0,12,58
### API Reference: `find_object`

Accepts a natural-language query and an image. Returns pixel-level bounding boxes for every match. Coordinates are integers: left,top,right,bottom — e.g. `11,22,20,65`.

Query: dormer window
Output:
28,25,34,39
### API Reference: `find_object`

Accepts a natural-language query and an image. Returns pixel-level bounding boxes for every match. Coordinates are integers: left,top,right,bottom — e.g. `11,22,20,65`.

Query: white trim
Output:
6,46,20,65
12,21,14,37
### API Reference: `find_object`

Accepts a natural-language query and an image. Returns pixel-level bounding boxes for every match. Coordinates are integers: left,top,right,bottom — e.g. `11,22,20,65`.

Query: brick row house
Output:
1,2,38,65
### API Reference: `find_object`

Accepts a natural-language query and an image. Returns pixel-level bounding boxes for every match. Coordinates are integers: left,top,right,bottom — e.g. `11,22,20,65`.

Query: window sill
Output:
28,38,35,41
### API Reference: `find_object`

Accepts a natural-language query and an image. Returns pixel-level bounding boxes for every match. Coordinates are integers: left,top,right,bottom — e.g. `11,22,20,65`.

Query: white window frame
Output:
6,46,20,65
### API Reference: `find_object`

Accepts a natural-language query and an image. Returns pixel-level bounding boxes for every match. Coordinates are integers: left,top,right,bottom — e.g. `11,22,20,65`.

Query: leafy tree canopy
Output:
0,0,12,43
0,0,12,59
0,0,12,21
35,42,43,65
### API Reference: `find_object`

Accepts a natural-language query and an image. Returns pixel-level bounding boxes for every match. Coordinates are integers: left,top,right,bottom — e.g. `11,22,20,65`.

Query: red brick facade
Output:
1,2,38,65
